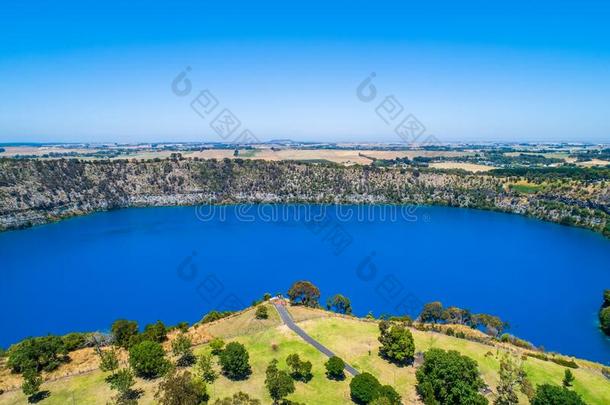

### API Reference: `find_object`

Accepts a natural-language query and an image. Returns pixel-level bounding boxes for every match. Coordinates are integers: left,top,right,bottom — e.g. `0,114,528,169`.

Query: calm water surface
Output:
1,205,609,364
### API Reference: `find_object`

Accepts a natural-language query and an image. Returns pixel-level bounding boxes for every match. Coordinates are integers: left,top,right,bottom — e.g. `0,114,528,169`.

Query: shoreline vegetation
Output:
1,282,609,404
0,157,608,238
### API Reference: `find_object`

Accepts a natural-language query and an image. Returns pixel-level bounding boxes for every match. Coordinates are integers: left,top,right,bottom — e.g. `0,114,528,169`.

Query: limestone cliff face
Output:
0,158,608,236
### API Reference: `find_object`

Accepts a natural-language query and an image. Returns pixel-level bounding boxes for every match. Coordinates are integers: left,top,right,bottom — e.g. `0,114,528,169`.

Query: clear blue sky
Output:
1,0,609,143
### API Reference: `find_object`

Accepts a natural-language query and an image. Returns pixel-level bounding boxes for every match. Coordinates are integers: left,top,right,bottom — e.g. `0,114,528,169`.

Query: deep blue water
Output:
1,205,609,364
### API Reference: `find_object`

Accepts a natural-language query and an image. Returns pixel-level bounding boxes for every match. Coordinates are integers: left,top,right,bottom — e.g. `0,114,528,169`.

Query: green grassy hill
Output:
1,304,609,404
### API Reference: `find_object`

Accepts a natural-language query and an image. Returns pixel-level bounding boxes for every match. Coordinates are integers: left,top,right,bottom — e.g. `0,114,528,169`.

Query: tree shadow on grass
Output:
27,390,50,403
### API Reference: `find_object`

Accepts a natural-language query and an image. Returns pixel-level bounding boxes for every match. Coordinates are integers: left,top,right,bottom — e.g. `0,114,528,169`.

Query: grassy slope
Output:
297,315,610,405
1,304,609,404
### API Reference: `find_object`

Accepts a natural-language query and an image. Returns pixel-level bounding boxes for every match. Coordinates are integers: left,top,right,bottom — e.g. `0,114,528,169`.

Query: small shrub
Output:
209,338,225,356
201,310,235,324
173,322,190,333
526,352,549,362
213,391,261,404
171,333,195,367
550,357,579,369
197,354,218,383
255,305,269,320
445,327,455,336
531,384,586,405
563,369,575,387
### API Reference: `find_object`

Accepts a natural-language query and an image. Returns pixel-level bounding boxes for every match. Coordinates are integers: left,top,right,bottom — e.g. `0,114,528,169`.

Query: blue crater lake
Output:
1,205,609,364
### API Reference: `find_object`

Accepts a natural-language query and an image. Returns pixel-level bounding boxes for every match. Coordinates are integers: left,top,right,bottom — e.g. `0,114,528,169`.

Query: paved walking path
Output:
271,300,360,376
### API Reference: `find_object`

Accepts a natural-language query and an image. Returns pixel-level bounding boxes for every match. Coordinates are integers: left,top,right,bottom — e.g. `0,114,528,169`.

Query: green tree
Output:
98,347,120,374
219,342,251,380
377,385,401,405
441,306,473,325
350,372,382,404
213,392,261,404
286,353,312,382
378,322,415,365
108,367,136,403
494,355,525,405
419,302,444,323
324,356,345,380
197,354,218,383
255,305,269,320
21,369,43,402
416,348,488,405
112,319,139,349
563,369,575,388
7,335,68,373
531,384,586,405
265,359,295,404
209,338,225,356
143,321,168,343
128,341,170,379
326,294,352,314
155,369,208,405
171,333,195,367
287,281,320,307
473,313,508,336
62,333,86,351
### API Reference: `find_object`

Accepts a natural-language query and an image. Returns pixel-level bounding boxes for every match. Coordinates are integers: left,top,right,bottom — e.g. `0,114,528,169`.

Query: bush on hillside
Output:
378,321,415,365
416,348,488,405
219,342,251,380
111,319,139,349
209,338,225,356
128,340,170,379
286,353,312,382
62,332,88,351
142,320,167,343
155,369,208,405
8,335,68,373
325,356,345,380
201,310,235,324
350,372,382,404
255,305,269,319
531,384,586,405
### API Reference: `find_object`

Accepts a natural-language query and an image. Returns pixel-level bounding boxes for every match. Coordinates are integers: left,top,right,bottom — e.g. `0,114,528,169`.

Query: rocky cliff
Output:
0,157,608,236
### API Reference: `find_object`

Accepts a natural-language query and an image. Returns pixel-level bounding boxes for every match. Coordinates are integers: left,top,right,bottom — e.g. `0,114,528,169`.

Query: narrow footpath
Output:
271,300,360,377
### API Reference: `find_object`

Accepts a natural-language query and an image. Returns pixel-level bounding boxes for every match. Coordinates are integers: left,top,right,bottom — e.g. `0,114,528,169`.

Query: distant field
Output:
577,159,610,167
187,148,471,165
0,146,100,157
429,161,495,172
1,304,609,404
0,146,472,165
